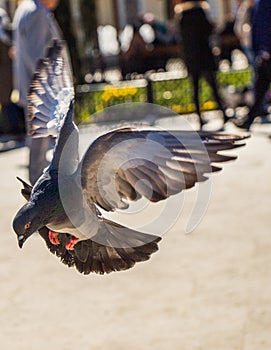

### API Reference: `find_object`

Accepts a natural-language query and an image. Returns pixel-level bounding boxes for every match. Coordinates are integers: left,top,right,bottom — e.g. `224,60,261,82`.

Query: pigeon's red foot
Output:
49,230,60,245
65,236,79,250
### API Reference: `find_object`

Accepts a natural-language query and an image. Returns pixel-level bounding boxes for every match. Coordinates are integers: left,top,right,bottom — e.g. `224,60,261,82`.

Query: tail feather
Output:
39,219,161,275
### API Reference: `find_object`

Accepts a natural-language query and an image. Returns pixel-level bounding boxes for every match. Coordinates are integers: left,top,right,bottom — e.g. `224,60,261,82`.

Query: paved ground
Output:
0,115,271,350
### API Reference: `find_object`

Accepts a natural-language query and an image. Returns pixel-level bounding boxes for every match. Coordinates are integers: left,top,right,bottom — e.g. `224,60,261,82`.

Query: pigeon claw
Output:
49,230,60,245
65,236,79,251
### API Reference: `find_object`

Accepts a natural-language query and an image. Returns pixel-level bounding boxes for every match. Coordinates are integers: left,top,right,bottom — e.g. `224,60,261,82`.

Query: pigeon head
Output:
13,202,45,248
13,172,64,248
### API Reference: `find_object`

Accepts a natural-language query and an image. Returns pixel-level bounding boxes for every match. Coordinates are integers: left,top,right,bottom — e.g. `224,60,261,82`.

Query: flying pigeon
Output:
13,41,248,275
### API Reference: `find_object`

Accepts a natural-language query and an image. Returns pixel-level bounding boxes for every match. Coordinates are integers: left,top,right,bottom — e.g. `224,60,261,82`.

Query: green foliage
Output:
75,68,252,123
75,83,147,123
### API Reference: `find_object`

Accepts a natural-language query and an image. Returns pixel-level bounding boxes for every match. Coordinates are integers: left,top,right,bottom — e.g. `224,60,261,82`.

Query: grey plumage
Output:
13,41,249,275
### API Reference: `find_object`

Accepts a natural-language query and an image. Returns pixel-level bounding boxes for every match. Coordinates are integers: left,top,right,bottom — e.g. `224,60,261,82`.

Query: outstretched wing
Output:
38,220,160,275
28,40,74,138
80,128,249,211
27,40,79,175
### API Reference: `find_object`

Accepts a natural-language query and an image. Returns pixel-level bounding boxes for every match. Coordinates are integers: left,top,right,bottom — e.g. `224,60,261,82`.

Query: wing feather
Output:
38,219,161,275
28,40,74,138
80,128,249,211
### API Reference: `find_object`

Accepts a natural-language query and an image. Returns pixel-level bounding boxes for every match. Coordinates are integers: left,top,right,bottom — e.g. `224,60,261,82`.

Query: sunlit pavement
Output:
0,113,271,350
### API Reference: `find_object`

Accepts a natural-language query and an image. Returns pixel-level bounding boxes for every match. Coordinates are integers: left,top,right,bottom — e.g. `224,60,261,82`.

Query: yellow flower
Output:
172,105,181,113
127,87,137,95
112,89,121,98
101,92,111,102
119,88,127,97
95,104,104,112
187,103,195,112
202,101,217,110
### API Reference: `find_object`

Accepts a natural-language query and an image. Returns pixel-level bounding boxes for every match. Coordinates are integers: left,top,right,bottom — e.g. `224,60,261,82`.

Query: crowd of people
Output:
176,0,271,130
122,0,271,130
0,0,270,185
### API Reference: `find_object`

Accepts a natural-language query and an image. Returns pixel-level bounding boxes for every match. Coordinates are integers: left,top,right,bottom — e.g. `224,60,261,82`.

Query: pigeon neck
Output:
49,101,79,176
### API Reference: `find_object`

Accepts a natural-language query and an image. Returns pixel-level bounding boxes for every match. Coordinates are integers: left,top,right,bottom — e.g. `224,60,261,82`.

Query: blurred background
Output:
0,2,271,350
0,0,258,127
4,0,242,81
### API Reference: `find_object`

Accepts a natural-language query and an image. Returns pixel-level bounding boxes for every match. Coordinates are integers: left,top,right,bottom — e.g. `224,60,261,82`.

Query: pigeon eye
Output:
24,222,31,229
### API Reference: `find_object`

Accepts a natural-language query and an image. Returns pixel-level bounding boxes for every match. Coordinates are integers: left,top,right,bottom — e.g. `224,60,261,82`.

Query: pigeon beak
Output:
18,235,26,248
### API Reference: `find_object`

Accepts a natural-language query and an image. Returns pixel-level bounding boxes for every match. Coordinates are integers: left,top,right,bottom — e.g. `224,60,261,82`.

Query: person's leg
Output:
235,59,271,130
248,60,271,123
204,70,228,122
23,106,50,184
191,73,202,126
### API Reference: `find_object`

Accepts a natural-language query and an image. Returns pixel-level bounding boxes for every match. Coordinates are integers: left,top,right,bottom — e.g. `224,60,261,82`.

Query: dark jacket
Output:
179,6,216,74
0,8,12,104
252,0,271,55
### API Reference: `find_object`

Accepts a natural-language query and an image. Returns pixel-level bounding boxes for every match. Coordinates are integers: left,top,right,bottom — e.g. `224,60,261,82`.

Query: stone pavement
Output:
0,115,270,350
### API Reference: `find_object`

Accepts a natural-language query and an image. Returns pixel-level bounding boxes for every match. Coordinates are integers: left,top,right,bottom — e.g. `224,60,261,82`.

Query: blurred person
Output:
233,0,271,130
234,0,258,108
13,0,62,184
176,0,228,128
0,5,11,45
234,0,256,66
120,23,148,76
142,12,177,45
0,5,13,128
218,20,241,66
0,3,25,138
120,20,182,77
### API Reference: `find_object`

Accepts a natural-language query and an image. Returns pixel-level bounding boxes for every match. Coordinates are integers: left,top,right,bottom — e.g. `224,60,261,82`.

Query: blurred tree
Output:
56,0,102,82
79,0,101,75
125,0,139,26
55,0,83,83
